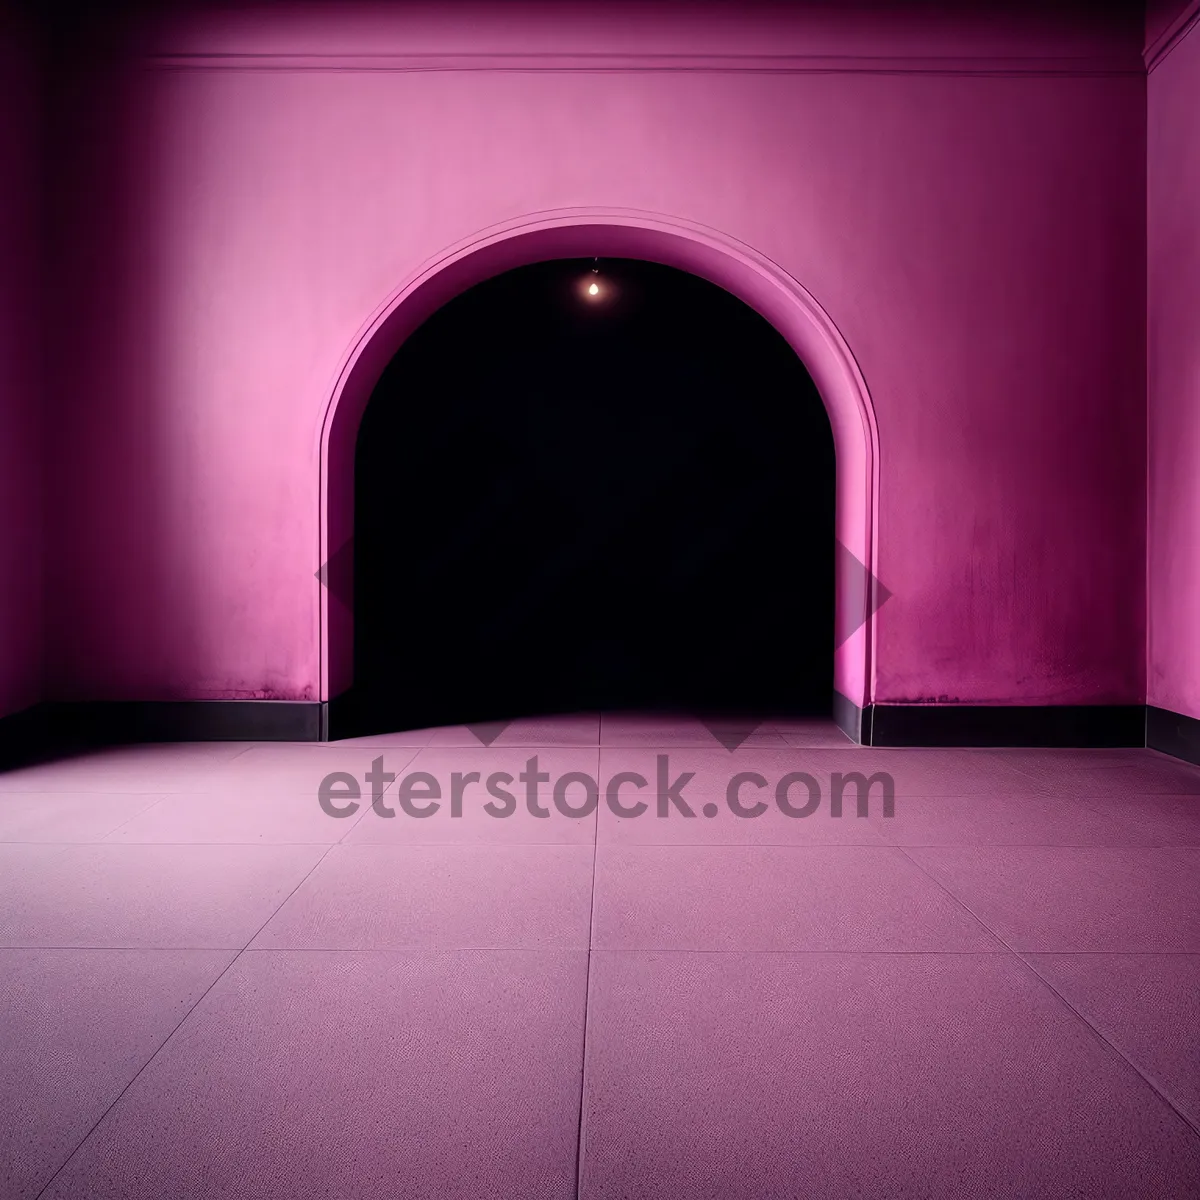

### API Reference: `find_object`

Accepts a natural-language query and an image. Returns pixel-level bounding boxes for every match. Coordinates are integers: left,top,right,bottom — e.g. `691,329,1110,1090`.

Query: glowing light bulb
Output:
588,282,599,296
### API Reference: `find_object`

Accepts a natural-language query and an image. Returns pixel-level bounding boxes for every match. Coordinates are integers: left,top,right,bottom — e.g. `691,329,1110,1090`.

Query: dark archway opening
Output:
347,257,834,734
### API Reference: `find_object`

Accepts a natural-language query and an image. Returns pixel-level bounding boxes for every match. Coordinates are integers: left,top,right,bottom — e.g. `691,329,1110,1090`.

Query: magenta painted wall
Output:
42,2,1148,710
1147,6,1200,722
0,7,44,719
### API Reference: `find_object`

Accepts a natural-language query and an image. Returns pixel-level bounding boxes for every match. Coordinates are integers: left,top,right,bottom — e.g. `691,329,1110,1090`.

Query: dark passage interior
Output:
348,257,835,733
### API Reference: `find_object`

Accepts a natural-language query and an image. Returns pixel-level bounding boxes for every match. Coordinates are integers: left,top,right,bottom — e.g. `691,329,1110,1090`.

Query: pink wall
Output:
0,6,44,719
43,1,1148,710
1147,3,1200,721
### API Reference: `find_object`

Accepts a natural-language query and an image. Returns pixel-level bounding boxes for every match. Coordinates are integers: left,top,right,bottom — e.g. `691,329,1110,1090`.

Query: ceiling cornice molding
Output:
1144,0,1200,72
142,51,1144,78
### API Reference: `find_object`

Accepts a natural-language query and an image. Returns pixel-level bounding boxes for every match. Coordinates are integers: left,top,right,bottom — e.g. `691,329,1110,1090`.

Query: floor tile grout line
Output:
31,837,344,1200
1005,948,1200,1143
335,770,396,844
31,945,246,1200
6,945,1199,955
2,945,253,952
89,794,177,841
1,839,385,847
1068,794,1199,843
575,946,1018,956
5,839,600,847
573,751,600,1200
891,843,1200,1142
8,838,1197,852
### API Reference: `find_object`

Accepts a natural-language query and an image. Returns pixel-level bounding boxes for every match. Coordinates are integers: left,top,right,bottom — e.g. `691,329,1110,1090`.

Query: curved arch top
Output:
319,207,880,712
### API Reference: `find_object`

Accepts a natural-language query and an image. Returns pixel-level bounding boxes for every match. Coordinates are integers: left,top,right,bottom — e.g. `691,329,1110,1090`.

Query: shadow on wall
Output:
348,257,836,733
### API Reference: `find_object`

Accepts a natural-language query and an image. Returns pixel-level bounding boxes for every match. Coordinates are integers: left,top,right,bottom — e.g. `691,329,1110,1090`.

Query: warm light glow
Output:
588,282,599,296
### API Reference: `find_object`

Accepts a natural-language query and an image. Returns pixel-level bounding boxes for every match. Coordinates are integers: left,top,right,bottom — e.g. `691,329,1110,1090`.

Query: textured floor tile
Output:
838,749,1098,794
598,713,788,748
596,787,887,846
1074,794,1200,846
104,790,356,844
597,746,1036,797
0,744,253,794
41,949,586,1200
1027,953,1200,1127
777,723,856,747
252,843,594,949
592,845,998,951
599,714,719,748
579,951,1200,1199
0,793,163,842
1005,753,1200,797
405,742,599,771
203,744,421,794
907,846,1200,951
420,714,600,748
344,787,596,845
321,728,433,749
866,793,1156,846
0,948,235,1200
480,713,601,746
0,843,325,948
991,749,1159,768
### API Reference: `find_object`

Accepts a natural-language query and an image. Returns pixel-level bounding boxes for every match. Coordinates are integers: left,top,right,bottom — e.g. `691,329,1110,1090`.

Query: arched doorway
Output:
319,210,879,737
351,257,835,733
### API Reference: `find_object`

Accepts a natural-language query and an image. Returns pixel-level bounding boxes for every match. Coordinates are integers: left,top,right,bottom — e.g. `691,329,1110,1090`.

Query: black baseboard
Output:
864,703,1146,748
1146,704,1200,767
4,698,1198,764
832,690,866,745
54,701,325,743
0,701,324,766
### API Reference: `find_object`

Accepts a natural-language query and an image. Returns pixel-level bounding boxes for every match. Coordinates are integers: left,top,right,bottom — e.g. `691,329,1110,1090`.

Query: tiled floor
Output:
2,714,1199,1198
